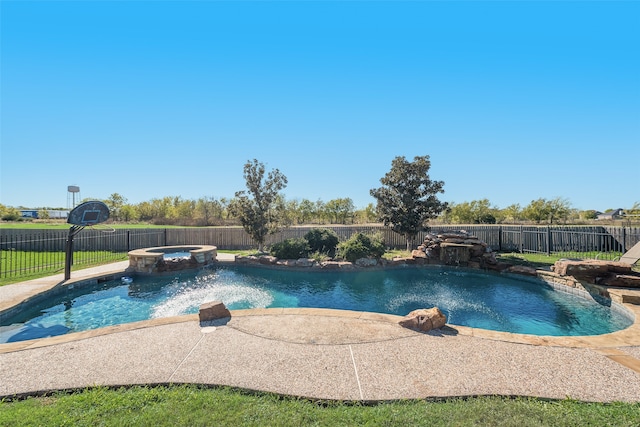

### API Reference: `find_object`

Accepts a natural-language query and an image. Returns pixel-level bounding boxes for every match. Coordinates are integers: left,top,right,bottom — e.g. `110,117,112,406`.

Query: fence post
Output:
164,228,168,246
519,225,523,253
126,230,131,252
546,226,551,256
498,226,502,252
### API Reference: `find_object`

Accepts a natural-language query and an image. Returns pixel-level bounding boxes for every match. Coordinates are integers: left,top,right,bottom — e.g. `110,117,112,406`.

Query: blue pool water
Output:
0,265,633,343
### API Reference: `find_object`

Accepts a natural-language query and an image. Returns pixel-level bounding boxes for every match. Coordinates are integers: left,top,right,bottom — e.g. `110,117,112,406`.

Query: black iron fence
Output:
1,225,639,281
499,226,640,261
0,229,167,281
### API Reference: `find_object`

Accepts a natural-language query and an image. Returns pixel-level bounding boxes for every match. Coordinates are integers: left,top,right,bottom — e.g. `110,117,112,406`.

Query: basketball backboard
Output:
67,201,110,226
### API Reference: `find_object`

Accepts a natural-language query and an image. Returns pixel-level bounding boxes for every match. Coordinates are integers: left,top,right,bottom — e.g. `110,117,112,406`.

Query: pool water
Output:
0,265,633,343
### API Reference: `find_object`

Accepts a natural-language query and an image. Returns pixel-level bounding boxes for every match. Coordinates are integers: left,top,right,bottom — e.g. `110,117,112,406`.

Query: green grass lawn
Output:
0,251,127,286
496,252,561,269
1,385,638,427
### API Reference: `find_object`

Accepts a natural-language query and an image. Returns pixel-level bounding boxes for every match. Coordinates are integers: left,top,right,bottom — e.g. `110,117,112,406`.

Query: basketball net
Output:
87,223,116,233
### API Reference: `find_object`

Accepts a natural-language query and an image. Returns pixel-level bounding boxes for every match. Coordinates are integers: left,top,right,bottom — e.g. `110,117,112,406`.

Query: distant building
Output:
20,210,70,219
596,209,625,220
48,210,70,219
20,210,39,219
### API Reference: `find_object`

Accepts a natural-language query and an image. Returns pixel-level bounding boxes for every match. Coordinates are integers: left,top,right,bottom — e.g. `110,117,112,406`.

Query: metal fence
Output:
499,226,640,261
2,225,639,281
0,229,167,281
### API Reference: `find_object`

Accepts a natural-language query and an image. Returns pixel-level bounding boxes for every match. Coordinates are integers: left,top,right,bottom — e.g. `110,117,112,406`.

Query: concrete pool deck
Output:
2,256,640,402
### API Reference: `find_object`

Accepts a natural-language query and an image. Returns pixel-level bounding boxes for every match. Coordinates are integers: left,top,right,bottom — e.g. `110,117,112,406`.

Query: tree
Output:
370,155,448,251
523,198,551,223
547,197,572,224
119,204,139,222
298,199,317,224
324,198,355,224
173,197,196,223
354,203,377,224
502,204,522,224
0,204,21,221
229,159,288,252
448,199,497,224
522,197,573,224
105,193,127,222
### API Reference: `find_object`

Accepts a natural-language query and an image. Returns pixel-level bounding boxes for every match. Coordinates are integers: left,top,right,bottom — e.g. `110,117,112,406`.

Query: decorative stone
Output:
413,229,495,267
127,245,217,274
598,274,640,288
552,260,633,280
320,261,341,269
411,249,427,258
485,262,511,272
443,238,466,244
355,258,378,267
199,301,231,322
295,258,314,267
258,255,278,265
506,265,538,276
399,307,447,332
547,259,640,290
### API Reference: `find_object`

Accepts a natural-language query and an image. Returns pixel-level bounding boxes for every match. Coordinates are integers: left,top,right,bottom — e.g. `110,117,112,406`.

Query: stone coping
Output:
128,245,217,258
2,305,640,355
127,245,218,274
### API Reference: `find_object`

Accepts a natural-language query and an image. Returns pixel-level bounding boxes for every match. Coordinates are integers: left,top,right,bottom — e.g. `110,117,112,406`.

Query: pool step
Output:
607,288,640,305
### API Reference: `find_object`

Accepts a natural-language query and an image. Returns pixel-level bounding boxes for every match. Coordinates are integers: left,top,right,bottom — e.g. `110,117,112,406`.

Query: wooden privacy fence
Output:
1,225,639,280
166,225,640,255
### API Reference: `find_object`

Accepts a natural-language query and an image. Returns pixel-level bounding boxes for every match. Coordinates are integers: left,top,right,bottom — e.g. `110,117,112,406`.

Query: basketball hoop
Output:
67,201,110,226
65,201,111,280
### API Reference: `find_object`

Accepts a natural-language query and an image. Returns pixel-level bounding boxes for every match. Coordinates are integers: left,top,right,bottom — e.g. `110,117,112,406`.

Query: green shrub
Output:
338,232,385,262
308,251,331,263
304,228,339,256
269,238,310,259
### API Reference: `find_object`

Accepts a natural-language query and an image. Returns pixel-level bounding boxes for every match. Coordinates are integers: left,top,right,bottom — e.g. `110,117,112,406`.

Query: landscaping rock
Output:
258,255,278,265
411,249,427,258
355,258,378,267
506,265,538,276
399,307,447,332
295,258,315,267
597,274,640,288
414,229,495,267
199,301,231,322
552,260,633,280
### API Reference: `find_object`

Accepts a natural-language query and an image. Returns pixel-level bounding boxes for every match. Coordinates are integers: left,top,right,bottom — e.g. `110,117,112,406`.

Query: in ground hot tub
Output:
127,245,217,274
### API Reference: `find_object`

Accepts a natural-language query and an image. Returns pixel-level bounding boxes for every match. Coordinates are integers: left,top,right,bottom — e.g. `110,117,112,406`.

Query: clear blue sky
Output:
2,1,638,212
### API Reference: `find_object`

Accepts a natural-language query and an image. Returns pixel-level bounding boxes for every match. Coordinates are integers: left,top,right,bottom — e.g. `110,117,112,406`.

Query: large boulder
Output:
552,260,633,280
598,274,640,288
355,257,378,267
258,255,278,265
399,307,447,332
199,301,231,322
506,265,538,276
295,258,315,267
414,230,493,267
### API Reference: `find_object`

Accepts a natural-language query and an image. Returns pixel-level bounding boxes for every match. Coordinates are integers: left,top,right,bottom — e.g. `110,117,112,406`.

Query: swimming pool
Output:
0,265,633,343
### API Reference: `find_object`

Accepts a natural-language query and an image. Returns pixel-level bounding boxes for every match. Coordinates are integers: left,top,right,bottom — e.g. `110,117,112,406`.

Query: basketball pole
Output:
64,200,110,280
64,225,85,281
